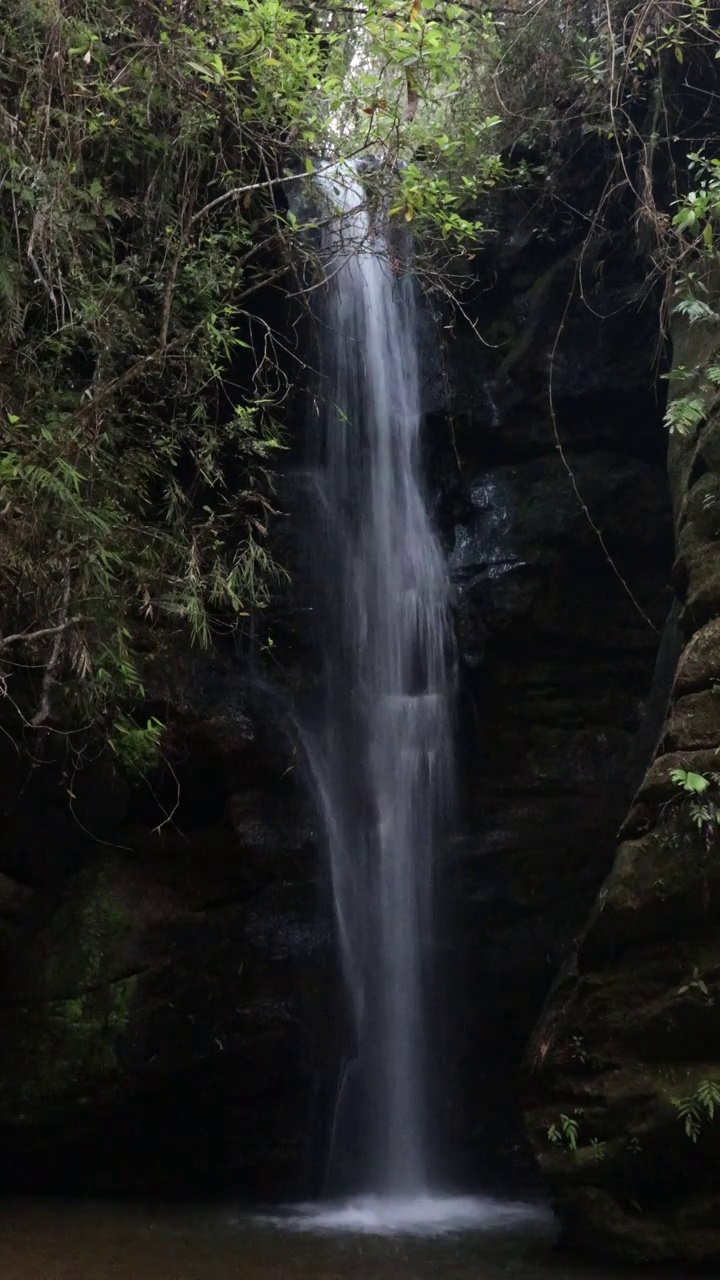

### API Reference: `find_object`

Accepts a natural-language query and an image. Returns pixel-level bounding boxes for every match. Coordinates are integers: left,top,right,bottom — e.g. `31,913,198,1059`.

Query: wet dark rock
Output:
0,650,333,1196
436,226,673,1188
0,873,32,918
521,279,720,1263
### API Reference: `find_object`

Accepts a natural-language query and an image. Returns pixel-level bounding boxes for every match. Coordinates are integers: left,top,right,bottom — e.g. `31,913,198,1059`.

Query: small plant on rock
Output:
109,716,164,778
678,966,710,997
670,768,712,794
689,800,720,835
670,769,720,843
547,1114,579,1151
570,1035,588,1065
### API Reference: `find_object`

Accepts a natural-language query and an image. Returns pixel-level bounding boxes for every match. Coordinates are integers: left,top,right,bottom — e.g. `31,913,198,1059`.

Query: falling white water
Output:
305,162,455,1195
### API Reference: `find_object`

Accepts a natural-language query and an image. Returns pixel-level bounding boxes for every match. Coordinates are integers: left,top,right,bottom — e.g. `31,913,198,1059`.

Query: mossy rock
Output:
11,858,180,1003
0,978,139,1123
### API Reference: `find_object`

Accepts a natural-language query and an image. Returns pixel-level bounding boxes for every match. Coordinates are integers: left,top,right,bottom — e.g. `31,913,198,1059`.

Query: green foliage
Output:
570,1035,588,1065
670,770,720,835
573,33,607,89
689,799,720,833
320,0,501,164
662,150,720,448
672,298,720,325
0,0,306,734
661,104,720,474
311,0,507,264
547,1113,579,1151
664,394,707,436
678,966,709,997
0,0,506,744
391,164,496,243
663,291,720,436
673,1080,720,1142
490,0,714,131
670,769,711,794
673,153,720,241
109,716,164,778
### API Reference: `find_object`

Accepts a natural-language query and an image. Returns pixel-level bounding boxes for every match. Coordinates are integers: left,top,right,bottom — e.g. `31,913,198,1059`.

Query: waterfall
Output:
307,163,454,1195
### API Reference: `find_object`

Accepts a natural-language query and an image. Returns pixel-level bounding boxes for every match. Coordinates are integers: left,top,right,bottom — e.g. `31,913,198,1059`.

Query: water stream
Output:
304,162,454,1201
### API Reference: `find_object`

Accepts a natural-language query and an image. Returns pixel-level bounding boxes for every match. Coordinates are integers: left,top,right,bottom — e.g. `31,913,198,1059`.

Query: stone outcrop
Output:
0,650,334,1194
523,280,720,1262
435,227,673,1183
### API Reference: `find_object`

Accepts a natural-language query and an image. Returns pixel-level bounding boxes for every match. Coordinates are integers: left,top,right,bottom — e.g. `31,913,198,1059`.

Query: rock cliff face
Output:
0,650,335,1194
432,225,673,1181
522,283,720,1263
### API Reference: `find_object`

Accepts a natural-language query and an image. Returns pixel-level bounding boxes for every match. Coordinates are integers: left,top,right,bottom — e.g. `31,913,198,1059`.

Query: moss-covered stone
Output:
0,978,139,1123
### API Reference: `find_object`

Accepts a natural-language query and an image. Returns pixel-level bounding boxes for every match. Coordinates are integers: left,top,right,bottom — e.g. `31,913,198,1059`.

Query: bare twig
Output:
547,259,659,636
189,146,371,225
29,572,73,728
0,615,84,652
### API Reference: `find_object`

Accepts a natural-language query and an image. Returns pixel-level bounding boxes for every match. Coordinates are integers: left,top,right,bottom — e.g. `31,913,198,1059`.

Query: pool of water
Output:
0,1192,653,1280
0,1195,677,1279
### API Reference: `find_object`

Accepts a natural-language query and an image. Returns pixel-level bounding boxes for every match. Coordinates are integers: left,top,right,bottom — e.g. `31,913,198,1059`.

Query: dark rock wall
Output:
522,278,720,1262
434,230,673,1183
0,651,335,1195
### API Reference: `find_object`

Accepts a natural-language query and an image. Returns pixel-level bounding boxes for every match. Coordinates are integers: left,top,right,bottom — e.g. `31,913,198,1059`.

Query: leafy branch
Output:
674,1081,720,1143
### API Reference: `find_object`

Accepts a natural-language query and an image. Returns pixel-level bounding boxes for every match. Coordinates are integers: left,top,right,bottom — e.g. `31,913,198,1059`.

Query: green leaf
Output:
664,395,706,436
670,768,711,793
674,297,720,324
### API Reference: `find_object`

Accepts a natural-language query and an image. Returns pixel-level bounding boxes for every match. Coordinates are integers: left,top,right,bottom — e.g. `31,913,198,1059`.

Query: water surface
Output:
0,1197,685,1280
